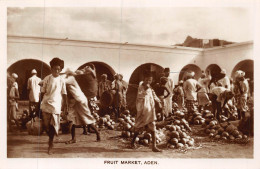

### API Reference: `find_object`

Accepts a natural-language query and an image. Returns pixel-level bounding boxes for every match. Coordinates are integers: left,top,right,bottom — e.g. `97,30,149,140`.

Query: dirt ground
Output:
7,125,253,158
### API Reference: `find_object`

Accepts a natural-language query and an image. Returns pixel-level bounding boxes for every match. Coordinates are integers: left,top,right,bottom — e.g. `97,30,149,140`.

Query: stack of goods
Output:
186,110,206,125
98,115,116,130
165,124,195,149
156,111,195,149
118,110,135,138
203,116,248,142
134,130,165,146
118,110,165,146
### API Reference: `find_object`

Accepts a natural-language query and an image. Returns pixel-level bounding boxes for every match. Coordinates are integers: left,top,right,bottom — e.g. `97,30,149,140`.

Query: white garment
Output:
27,75,41,102
198,75,211,93
41,75,67,115
164,77,174,116
183,79,200,101
65,76,88,103
211,86,227,106
65,76,96,125
218,76,231,90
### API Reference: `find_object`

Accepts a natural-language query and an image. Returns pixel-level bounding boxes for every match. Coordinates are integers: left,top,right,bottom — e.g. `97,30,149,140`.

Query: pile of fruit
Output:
165,124,195,149
164,117,194,149
156,111,195,149
186,110,206,125
118,110,164,146
202,110,248,142
118,110,136,138
98,114,116,130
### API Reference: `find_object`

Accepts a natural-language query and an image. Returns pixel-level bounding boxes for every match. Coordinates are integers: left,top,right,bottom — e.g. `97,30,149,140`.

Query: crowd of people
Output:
7,57,253,154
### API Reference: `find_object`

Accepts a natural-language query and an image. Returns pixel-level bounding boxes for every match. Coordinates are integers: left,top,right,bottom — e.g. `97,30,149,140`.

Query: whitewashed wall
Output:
7,36,253,84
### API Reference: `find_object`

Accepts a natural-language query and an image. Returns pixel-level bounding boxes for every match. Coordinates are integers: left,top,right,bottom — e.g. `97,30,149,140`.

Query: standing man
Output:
111,74,125,118
118,74,128,110
197,71,211,112
183,72,201,115
27,69,41,117
218,69,231,90
234,70,249,120
98,74,111,99
163,68,174,117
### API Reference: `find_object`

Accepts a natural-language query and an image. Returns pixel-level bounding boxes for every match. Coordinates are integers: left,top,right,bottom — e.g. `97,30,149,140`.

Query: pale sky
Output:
7,7,254,46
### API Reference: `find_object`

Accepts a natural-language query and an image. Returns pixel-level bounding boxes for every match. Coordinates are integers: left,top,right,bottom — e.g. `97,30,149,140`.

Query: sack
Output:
26,117,43,135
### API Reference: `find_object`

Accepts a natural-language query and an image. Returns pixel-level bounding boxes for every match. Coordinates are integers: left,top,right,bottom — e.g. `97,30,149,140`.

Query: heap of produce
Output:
202,110,248,142
118,110,164,146
186,110,206,125
98,114,116,130
153,110,195,149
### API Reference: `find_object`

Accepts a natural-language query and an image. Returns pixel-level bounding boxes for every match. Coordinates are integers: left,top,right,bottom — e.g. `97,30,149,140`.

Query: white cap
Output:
31,69,37,74
234,70,245,78
221,69,226,74
12,73,18,79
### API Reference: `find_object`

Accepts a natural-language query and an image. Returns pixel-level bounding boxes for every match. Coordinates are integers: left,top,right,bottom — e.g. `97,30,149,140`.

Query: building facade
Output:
7,35,254,100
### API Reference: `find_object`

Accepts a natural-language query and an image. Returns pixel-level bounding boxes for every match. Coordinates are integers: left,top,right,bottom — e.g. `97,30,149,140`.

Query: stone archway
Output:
178,64,202,81
7,59,51,100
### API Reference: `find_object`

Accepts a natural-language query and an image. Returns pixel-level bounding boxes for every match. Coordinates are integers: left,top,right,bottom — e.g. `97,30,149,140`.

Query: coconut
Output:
187,140,194,146
222,132,229,138
180,132,187,139
181,138,188,145
169,145,176,149
209,133,214,137
176,143,184,149
222,136,227,140
236,135,243,139
126,131,131,138
170,138,179,145
135,137,140,143
243,135,248,139
229,135,235,140
125,123,132,130
174,120,181,125
170,131,180,139
169,125,177,131
214,135,221,139
143,139,149,146
232,130,240,137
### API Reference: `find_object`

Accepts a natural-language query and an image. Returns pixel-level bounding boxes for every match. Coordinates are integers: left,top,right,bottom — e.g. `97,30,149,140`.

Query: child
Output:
40,58,68,155
154,77,170,120
131,71,162,152
8,82,20,131
64,70,100,144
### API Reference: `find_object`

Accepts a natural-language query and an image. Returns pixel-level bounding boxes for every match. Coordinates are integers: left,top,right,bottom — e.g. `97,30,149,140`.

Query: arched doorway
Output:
126,63,164,114
231,59,254,94
178,64,202,81
78,61,116,82
205,64,223,80
7,59,51,100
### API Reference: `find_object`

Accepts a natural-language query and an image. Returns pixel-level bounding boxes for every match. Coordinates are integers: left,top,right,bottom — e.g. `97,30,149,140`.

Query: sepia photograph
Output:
1,0,260,169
